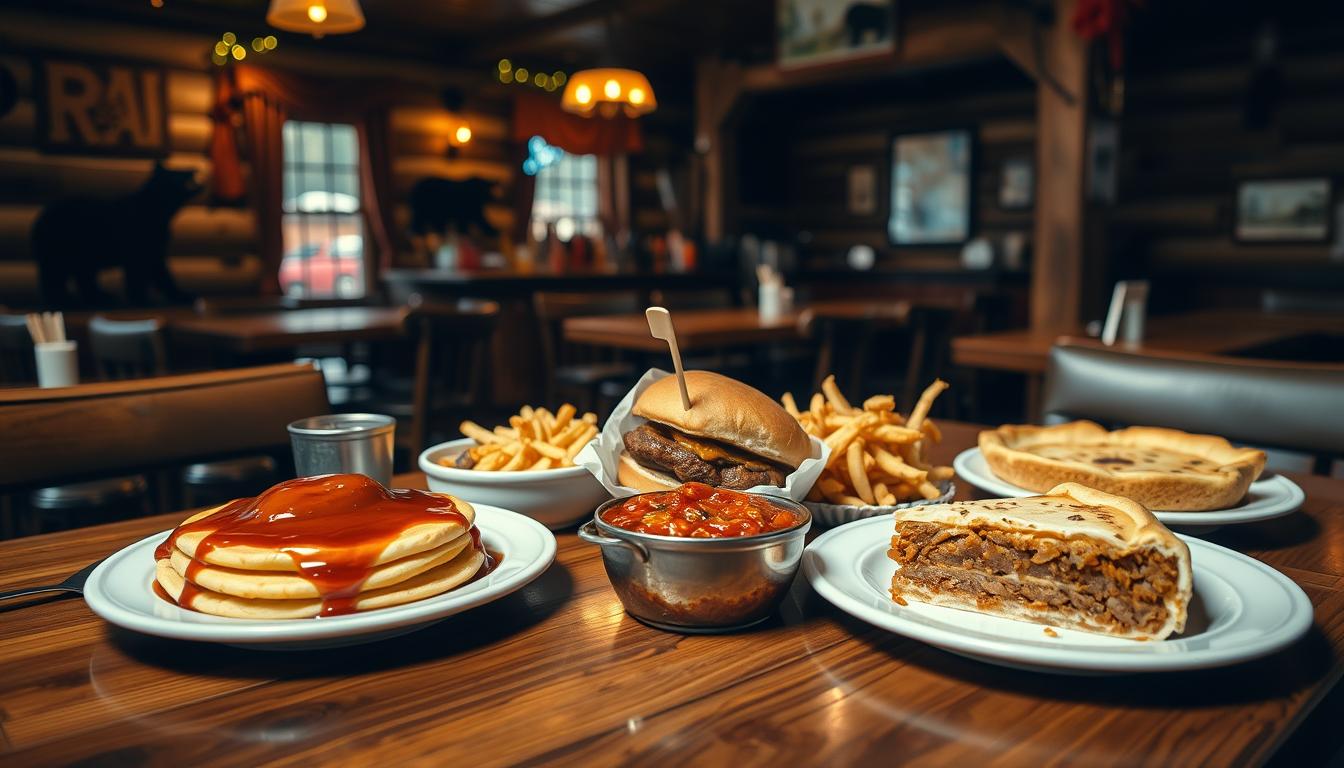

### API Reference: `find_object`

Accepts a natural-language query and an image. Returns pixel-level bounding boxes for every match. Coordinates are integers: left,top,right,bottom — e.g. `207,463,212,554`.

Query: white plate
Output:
804,516,1313,674
83,504,556,649
954,447,1304,527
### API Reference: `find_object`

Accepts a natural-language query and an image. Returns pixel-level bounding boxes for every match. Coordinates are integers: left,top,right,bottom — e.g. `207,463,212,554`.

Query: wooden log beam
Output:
694,57,742,244
1030,0,1090,332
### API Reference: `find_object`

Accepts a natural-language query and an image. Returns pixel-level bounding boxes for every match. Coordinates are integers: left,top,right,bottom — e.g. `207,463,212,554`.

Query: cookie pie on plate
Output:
978,421,1265,512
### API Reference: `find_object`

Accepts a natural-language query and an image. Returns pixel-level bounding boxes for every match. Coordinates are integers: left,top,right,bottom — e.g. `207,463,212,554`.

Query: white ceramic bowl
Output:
419,438,610,530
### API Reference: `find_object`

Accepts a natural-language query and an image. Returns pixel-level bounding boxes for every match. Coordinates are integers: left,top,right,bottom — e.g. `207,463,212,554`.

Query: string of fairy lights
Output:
211,31,279,66
497,59,567,92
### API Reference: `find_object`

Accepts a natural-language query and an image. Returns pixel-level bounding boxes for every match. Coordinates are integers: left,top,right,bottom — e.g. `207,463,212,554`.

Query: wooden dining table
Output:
2,421,1342,765
171,306,408,356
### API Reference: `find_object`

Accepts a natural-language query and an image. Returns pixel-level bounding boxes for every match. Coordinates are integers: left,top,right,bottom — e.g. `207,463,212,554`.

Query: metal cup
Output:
287,413,395,485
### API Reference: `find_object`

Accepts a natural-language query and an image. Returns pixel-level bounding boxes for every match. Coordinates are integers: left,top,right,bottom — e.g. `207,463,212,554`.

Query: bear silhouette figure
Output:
33,162,202,308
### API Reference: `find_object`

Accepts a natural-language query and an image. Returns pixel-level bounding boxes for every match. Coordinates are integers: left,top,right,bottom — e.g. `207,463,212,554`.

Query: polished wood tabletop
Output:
171,307,408,354
2,422,1343,765
952,309,1344,374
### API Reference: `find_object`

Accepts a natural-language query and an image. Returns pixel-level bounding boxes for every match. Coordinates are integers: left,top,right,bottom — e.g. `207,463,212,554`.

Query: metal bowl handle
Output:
578,521,649,563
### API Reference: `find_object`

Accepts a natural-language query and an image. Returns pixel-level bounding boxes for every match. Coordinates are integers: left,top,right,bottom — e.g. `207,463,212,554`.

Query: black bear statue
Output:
33,162,202,308
407,176,499,240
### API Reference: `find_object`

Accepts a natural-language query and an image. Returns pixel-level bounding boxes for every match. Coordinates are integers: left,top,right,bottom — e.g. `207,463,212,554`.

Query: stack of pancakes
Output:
154,489,485,620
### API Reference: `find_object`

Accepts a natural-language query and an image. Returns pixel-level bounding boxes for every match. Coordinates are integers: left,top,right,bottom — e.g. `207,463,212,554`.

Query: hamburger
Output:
618,371,811,492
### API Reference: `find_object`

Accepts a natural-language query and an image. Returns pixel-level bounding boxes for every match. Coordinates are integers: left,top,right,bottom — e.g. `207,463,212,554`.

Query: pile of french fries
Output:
450,404,599,471
782,376,955,507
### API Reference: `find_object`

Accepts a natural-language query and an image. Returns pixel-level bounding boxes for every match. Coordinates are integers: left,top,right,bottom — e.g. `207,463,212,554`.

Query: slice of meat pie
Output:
888,483,1192,640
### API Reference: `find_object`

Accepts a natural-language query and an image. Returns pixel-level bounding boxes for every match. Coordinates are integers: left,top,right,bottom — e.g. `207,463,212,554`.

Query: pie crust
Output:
978,421,1266,511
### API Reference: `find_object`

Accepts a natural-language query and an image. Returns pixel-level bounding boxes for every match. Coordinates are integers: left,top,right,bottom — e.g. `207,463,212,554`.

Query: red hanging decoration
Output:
1072,0,1142,71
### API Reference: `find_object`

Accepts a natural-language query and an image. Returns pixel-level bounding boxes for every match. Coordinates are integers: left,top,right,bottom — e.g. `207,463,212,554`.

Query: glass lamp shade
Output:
267,0,365,35
561,68,657,117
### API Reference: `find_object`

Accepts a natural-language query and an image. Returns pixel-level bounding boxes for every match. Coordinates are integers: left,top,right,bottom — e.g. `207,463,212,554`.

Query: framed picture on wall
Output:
776,0,897,70
998,156,1034,210
847,164,877,215
1234,178,1333,243
888,128,973,246
34,55,168,157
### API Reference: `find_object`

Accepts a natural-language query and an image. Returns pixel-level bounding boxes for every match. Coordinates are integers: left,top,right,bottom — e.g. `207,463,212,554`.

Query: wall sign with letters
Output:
36,56,168,157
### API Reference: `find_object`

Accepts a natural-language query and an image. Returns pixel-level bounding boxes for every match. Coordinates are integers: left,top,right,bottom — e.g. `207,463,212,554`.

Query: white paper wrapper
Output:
575,368,831,501
804,481,956,528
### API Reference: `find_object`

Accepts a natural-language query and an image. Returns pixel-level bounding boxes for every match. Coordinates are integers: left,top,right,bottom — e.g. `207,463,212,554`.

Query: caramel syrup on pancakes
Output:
154,474,485,617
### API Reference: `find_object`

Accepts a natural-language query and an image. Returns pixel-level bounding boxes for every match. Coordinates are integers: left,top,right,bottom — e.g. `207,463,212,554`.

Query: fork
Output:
0,560,102,603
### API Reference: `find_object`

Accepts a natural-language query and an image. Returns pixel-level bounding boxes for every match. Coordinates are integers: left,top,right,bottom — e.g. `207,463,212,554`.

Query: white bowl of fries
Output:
418,404,610,530
782,376,957,527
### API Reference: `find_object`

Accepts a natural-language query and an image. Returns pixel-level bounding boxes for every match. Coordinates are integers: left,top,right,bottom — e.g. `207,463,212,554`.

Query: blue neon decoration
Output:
522,135,564,176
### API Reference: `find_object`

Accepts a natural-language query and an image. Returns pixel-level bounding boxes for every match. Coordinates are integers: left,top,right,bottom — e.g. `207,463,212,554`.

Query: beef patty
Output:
623,423,787,490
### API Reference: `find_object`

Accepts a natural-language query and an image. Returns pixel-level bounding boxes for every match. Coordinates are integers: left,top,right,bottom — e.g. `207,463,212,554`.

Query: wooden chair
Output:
0,363,329,495
401,298,500,455
87,316,168,379
0,314,37,386
533,291,643,413
1044,343,1344,475
801,302,914,402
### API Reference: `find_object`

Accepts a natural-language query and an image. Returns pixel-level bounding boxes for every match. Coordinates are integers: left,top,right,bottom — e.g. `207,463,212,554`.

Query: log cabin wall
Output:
731,59,1036,273
1113,7,1344,313
0,6,513,306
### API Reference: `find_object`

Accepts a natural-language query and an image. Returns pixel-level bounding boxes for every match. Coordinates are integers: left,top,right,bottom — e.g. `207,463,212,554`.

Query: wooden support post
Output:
1030,0,1090,332
694,57,741,244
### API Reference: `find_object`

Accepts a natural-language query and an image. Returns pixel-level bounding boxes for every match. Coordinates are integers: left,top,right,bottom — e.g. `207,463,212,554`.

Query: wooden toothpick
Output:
645,306,691,411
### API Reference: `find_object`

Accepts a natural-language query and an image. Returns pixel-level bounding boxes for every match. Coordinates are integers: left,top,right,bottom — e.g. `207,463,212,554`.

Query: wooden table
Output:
951,309,1344,375
3,422,1343,765
171,307,408,355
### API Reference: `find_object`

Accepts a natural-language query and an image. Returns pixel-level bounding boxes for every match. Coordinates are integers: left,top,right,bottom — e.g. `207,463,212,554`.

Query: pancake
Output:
165,530,472,600
155,544,486,620
166,477,476,572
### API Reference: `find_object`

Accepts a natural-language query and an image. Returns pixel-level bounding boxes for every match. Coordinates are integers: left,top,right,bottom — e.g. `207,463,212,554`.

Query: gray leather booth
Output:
1043,344,1344,474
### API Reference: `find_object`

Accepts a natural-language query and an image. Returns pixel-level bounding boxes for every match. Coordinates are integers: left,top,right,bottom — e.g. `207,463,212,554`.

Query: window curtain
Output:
357,107,397,273
510,141,536,246
211,65,408,292
511,92,643,156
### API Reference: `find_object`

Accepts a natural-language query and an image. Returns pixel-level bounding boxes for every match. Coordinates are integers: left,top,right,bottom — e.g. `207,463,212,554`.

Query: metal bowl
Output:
578,492,812,633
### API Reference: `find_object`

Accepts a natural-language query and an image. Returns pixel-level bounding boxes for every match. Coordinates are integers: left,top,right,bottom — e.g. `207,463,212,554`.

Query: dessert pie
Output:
888,482,1192,639
979,421,1265,511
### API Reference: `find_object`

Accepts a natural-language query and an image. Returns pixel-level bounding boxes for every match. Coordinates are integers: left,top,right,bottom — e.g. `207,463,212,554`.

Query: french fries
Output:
446,404,599,471
786,375,954,507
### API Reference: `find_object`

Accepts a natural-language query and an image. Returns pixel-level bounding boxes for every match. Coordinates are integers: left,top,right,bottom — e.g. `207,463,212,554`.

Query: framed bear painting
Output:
35,55,169,157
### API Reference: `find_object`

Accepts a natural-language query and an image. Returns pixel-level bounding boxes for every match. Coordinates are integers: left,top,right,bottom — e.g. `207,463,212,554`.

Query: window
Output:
280,120,365,298
529,148,600,243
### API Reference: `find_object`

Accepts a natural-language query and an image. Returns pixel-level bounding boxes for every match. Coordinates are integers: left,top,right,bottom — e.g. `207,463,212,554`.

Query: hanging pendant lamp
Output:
561,67,656,118
267,0,365,37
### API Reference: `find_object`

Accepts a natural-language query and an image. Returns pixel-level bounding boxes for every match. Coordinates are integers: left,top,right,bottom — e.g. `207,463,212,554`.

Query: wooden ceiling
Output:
30,0,773,74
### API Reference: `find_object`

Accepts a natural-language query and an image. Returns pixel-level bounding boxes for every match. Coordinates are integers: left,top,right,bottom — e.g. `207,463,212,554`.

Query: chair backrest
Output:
649,287,735,311
1043,343,1344,472
532,290,643,373
88,316,168,380
407,298,500,452
0,314,37,386
0,363,330,491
